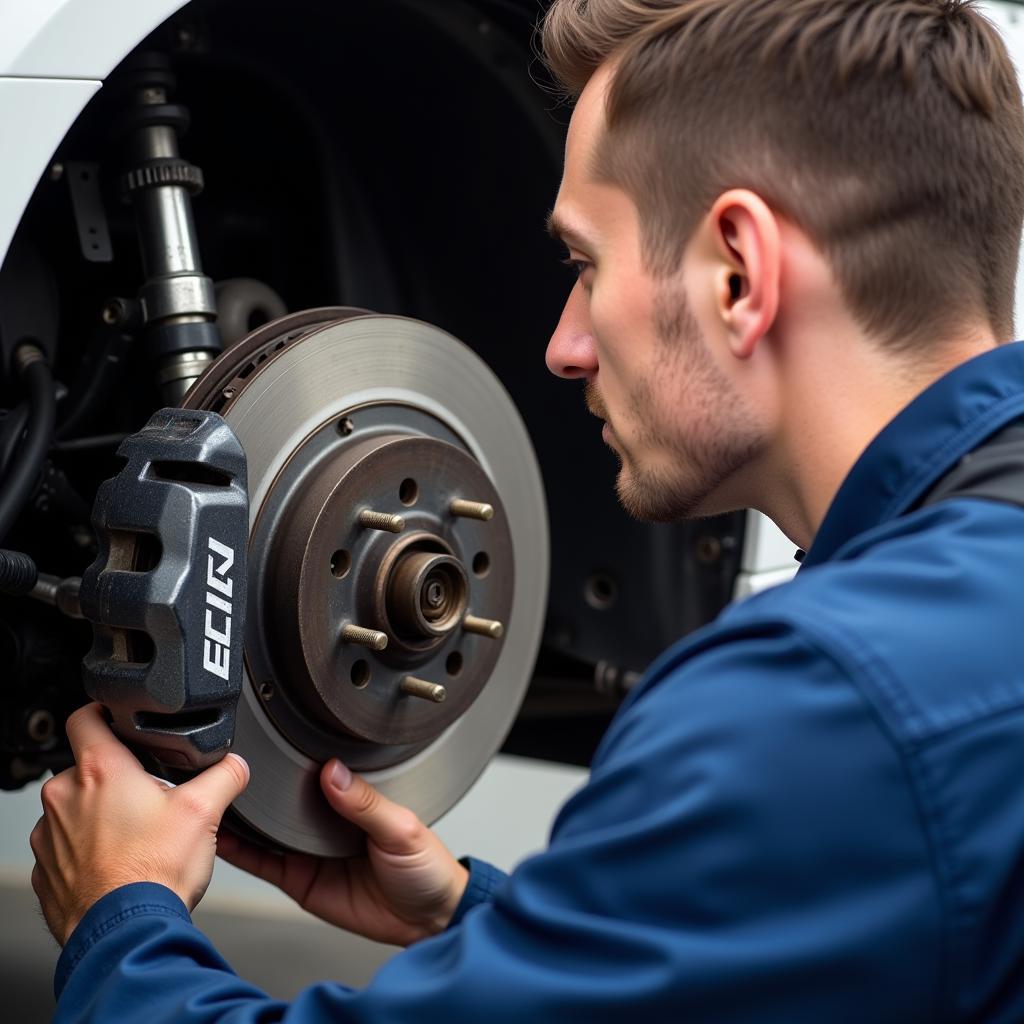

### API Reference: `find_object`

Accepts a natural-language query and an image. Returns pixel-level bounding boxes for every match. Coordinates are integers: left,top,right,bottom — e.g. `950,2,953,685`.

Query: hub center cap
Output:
388,549,468,639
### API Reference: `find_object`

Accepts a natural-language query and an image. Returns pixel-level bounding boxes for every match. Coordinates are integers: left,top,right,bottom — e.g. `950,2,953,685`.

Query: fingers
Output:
320,759,423,857
64,703,133,768
175,753,250,822
216,830,286,887
216,829,322,909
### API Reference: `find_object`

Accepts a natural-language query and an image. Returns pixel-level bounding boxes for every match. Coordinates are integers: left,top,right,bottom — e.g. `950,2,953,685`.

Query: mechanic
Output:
29,0,1024,1020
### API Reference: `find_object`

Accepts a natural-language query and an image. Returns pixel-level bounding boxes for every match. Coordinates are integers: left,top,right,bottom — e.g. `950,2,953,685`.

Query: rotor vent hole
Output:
472,552,491,578
351,660,371,688
446,651,464,677
331,549,352,580
399,478,419,506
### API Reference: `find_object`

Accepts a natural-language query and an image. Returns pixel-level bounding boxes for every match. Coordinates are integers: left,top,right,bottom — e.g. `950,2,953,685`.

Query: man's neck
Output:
760,331,1000,552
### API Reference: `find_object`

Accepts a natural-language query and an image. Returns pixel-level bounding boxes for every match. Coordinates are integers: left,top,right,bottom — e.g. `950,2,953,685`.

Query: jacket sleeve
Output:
53,621,942,1024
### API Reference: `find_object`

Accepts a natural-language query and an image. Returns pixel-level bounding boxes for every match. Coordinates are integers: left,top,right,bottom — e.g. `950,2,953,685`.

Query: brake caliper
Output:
79,407,248,770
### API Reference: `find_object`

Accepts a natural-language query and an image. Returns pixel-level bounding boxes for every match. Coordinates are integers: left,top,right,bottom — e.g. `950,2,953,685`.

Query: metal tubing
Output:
134,187,204,279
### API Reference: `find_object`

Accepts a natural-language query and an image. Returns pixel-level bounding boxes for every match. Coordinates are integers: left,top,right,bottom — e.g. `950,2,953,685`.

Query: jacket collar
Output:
802,342,1024,569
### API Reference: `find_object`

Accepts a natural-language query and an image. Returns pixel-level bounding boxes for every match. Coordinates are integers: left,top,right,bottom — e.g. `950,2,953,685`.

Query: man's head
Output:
543,0,1024,531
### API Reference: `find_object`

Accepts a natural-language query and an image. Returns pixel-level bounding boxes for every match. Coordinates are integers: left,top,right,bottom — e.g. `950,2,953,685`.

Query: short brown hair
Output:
542,0,1024,349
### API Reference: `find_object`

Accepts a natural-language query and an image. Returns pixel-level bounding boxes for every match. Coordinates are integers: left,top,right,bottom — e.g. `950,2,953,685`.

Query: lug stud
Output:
358,510,405,533
463,614,504,639
341,624,389,651
400,677,447,703
450,499,494,522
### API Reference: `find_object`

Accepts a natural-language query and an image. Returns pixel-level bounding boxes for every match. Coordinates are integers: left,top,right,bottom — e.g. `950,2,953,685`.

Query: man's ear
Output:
708,189,781,360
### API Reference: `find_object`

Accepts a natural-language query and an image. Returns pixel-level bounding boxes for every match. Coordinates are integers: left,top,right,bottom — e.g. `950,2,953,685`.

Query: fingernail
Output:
328,760,352,792
227,753,250,781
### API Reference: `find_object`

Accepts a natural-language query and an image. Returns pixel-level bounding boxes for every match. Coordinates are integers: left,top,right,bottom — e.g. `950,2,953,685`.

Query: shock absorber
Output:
114,53,221,403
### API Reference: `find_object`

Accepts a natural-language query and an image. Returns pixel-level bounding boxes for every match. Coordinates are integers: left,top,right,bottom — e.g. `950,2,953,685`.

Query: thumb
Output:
176,753,250,821
321,759,423,856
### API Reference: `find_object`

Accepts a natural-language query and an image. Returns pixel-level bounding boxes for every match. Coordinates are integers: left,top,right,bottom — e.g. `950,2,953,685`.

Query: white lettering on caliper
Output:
203,537,234,681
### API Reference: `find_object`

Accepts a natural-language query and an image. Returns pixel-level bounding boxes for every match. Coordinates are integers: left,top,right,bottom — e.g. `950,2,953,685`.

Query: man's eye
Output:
561,257,592,279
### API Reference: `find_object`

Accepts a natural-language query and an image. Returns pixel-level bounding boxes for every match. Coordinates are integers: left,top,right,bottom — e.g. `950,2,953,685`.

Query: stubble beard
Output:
588,284,765,523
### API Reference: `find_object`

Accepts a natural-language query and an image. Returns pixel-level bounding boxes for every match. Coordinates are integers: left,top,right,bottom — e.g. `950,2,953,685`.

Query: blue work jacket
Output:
54,343,1024,1022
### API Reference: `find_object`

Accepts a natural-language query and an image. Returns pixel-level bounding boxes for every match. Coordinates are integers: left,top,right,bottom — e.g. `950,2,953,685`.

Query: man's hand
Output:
30,703,249,946
217,760,469,948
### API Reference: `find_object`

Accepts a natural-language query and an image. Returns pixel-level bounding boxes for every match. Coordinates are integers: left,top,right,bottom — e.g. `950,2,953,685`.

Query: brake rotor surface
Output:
183,309,548,855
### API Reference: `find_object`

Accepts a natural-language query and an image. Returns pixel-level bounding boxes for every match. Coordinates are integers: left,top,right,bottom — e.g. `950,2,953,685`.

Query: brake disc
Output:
180,308,548,855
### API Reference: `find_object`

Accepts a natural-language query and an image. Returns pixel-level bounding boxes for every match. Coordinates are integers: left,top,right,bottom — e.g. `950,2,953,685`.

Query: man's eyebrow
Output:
546,210,593,252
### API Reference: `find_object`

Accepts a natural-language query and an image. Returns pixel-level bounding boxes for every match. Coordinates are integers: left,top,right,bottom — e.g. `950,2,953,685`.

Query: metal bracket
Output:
66,161,113,264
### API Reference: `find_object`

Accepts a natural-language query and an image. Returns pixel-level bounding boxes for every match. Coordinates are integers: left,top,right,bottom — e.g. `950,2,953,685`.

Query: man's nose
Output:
546,282,598,380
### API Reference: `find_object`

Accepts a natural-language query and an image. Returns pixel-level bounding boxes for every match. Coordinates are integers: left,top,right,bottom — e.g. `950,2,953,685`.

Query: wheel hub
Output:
262,431,513,752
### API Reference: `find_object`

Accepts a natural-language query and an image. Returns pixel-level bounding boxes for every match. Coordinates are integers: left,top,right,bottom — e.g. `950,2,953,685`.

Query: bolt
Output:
463,615,505,639
49,163,64,182
259,682,275,701
14,343,45,375
102,298,129,326
358,510,405,534
584,573,618,611
26,709,55,743
425,581,445,608
338,417,355,437
341,624,389,651
450,499,494,522
400,677,447,703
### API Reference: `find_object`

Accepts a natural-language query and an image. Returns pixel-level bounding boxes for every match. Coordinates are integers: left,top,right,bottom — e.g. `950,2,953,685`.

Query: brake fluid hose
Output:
0,344,56,545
